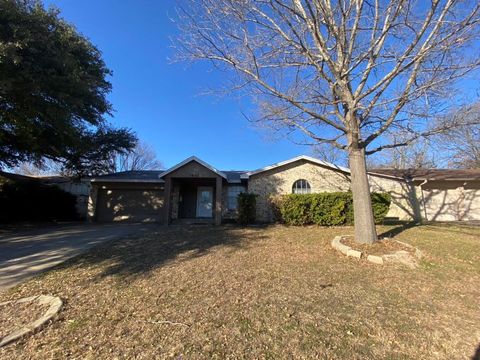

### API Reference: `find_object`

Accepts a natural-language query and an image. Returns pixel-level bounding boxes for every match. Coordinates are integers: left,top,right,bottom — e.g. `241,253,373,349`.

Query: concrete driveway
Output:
0,223,159,291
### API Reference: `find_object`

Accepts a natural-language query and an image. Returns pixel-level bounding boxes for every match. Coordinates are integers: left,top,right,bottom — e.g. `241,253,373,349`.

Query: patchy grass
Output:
0,223,479,359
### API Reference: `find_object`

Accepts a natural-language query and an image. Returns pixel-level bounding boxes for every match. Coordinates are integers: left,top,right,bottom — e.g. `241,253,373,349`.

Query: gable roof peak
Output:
242,154,350,178
159,156,227,179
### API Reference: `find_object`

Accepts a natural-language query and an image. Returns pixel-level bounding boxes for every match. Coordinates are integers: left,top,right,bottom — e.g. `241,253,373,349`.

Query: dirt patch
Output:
0,300,49,339
342,236,414,256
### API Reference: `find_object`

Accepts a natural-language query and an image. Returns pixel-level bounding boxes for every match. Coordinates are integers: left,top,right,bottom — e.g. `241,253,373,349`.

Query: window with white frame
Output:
227,186,246,210
292,179,311,194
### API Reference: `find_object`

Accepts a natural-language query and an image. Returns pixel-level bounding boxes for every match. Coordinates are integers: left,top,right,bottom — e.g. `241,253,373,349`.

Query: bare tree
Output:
109,142,163,172
367,137,437,169
313,143,349,167
176,0,480,243
435,104,480,168
13,159,63,177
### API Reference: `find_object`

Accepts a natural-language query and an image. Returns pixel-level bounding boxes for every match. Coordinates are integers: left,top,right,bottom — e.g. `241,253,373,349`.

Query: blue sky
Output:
42,1,479,171
42,0,310,171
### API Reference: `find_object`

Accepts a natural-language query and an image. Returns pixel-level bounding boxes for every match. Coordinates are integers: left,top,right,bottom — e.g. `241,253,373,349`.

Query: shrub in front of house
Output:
237,192,258,224
371,192,392,224
0,180,79,223
275,192,391,226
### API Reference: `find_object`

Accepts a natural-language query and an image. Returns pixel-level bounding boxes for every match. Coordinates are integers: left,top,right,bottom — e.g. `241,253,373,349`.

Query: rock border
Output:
0,295,63,347
331,235,423,268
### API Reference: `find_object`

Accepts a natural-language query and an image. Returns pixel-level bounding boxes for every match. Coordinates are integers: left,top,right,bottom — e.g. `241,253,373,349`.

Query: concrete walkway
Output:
0,223,159,291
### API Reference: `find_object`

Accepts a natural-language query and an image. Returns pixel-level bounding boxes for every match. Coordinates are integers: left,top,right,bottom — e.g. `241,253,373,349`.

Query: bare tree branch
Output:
175,0,480,243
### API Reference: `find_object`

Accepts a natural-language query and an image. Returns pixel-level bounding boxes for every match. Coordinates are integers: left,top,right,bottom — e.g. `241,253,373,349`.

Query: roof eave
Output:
244,155,351,178
159,156,227,179
414,177,480,182
91,179,165,184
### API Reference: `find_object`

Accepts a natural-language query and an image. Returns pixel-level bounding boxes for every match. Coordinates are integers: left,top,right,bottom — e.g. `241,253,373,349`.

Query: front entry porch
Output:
163,177,223,225
160,157,226,226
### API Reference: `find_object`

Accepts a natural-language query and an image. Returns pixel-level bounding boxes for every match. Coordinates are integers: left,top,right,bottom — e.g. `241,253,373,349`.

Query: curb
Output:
331,236,356,256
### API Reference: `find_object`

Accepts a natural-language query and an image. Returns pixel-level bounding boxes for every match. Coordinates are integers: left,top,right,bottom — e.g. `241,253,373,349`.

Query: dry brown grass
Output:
0,223,479,359
0,300,49,339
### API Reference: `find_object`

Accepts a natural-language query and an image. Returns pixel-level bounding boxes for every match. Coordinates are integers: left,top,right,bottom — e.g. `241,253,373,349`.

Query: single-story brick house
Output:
88,155,480,224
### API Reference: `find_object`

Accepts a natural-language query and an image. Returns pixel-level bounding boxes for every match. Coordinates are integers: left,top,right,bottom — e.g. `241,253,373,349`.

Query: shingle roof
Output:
89,156,480,184
92,170,165,183
369,168,480,181
91,169,250,184
222,170,247,183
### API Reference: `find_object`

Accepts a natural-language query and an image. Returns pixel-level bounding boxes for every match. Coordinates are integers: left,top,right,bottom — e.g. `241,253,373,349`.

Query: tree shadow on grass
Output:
62,224,269,281
378,221,420,239
423,221,480,237
378,220,480,239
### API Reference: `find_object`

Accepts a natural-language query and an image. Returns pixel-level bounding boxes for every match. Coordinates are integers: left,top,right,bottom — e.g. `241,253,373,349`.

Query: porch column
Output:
87,184,98,222
215,176,222,225
163,177,172,225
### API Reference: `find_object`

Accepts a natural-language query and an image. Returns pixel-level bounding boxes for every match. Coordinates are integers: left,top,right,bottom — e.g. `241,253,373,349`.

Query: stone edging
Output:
0,295,63,347
331,236,422,267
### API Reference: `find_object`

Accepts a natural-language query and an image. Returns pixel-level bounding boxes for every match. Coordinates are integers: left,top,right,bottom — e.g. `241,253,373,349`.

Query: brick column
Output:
215,176,222,225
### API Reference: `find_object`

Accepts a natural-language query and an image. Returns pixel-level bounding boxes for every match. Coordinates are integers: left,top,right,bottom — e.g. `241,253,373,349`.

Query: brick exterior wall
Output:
90,159,480,223
247,159,418,222
248,160,351,222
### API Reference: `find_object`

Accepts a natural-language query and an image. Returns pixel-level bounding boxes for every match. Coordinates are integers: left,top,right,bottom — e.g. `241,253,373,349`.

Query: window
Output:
227,186,246,210
292,179,311,194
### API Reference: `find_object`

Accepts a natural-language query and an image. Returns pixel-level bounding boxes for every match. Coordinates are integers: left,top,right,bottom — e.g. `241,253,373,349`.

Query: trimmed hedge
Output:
237,192,258,224
274,192,391,226
0,180,79,223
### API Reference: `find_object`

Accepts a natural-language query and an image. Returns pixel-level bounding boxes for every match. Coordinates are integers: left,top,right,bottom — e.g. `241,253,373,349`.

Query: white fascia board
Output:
242,155,350,178
159,156,227,179
241,155,405,181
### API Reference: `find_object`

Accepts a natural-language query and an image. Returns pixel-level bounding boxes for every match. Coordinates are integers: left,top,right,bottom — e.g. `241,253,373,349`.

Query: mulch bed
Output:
341,236,414,256
0,300,49,339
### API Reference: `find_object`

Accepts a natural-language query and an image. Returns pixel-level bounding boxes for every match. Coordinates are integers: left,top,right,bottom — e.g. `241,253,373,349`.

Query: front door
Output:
196,186,213,218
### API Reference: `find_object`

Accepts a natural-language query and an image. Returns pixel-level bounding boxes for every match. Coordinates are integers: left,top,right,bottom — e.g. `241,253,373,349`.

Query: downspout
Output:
419,179,429,222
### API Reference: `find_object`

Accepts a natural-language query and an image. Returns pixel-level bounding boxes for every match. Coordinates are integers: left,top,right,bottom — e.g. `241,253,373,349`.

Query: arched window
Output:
292,179,311,194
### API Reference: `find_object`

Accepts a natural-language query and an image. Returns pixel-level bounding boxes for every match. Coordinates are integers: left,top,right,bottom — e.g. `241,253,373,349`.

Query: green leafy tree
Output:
0,0,136,171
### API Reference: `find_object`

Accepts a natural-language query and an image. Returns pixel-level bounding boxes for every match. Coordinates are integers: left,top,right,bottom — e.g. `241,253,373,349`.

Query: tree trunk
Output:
349,148,378,244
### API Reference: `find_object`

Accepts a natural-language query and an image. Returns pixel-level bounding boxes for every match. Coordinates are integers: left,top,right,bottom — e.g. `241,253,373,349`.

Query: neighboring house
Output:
369,168,480,222
0,171,91,219
88,155,480,224
37,176,91,219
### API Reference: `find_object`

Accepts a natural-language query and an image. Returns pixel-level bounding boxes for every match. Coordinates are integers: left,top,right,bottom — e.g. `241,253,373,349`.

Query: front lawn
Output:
1,223,479,359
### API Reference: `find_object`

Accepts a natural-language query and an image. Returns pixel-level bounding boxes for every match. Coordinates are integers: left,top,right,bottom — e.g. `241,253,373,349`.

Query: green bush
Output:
237,192,258,224
276,192,391,226
278,194,311,225
371,192,392,223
